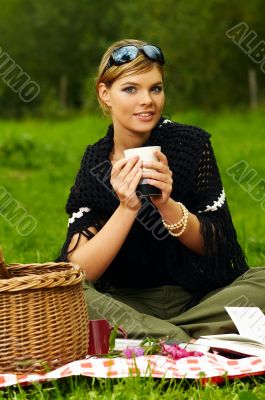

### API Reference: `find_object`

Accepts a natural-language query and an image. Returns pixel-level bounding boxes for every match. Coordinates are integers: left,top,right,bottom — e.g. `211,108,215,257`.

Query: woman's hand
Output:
110,156,143,212
142,151,173,209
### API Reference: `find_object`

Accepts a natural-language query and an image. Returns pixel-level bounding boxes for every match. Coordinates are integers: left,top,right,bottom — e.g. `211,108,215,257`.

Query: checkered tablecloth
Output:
1,353,265,387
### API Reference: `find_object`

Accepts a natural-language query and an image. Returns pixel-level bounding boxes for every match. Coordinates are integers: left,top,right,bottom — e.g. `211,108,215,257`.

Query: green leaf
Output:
239,391,259,400
109,324,119,353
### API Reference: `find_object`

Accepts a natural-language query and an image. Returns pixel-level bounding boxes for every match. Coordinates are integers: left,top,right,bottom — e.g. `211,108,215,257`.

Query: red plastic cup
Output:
87,319,126,355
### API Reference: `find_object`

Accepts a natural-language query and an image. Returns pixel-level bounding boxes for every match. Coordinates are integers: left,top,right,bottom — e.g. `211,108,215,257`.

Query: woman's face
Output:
99,66,165,135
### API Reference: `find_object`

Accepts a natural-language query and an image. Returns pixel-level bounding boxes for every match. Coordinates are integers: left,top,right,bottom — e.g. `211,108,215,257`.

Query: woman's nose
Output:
140,91,153,105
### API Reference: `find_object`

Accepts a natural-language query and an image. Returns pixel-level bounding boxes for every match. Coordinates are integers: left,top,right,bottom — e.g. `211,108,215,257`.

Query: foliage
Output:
0,0,264,116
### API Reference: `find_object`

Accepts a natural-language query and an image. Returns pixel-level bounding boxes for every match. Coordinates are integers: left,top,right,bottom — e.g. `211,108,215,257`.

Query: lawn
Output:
0,110,265,398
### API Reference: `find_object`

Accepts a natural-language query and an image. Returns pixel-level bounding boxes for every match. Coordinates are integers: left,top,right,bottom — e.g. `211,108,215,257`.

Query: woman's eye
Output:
122,86,163,93
123,87,136,93
152,86,163,92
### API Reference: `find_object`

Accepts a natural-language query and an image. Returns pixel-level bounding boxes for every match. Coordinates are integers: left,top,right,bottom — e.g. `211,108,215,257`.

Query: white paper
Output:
225,306,265,344
115,338,210,354
196,337,265,357
115,339,142,351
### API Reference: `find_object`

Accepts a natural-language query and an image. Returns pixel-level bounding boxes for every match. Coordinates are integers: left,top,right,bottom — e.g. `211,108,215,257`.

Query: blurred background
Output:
0,0,264,266
0,0,264,117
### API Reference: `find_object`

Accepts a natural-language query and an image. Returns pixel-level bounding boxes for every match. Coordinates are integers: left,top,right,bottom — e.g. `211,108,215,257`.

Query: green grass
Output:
2,375,265,399
0,110,264,265
0,110,265,398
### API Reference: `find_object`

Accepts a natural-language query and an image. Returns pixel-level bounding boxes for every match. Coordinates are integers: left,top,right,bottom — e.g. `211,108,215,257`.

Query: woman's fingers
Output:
111,157,141,188
117,159,142,195
142,169,173,184
156,150,168,165
121,167,143,210
143,151,169,173
111,157,129,176
119,156,141,180
128,163,143,191
123,158,142,183
112,156,138,171
143,160,166,172
110,156,143,207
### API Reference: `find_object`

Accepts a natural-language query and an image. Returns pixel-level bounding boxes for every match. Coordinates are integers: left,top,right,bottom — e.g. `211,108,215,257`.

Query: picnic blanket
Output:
1,353,265,387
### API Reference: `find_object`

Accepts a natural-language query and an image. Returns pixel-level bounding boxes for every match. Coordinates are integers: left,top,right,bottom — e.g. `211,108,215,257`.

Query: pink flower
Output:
160,342,203,360
123,346,145,359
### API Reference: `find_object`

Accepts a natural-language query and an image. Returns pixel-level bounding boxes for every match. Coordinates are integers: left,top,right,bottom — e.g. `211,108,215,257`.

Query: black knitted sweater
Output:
57,116,249,294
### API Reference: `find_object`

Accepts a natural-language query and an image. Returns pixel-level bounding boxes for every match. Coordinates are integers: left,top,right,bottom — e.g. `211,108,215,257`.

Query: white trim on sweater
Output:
68,207,91,226
198,188,226,213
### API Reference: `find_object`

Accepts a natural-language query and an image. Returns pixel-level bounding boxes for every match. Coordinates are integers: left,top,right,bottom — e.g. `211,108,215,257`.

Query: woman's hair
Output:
95,39,165,116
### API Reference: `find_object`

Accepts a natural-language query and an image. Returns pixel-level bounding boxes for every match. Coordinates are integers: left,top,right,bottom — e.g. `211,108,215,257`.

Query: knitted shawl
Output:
57,116,249,294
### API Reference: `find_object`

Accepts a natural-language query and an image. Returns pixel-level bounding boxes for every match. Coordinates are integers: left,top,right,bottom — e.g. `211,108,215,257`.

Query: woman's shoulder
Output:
159,118,211,145
80,134,110,160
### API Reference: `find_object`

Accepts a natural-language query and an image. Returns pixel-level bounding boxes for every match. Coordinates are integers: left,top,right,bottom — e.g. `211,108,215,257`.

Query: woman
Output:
57,39,265,341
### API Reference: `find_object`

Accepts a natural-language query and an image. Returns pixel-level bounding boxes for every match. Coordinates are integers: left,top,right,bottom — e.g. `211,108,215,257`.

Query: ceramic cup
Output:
124,146,162,197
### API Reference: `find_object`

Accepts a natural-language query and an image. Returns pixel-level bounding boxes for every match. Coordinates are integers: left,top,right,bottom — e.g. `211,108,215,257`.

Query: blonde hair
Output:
95,39,165,116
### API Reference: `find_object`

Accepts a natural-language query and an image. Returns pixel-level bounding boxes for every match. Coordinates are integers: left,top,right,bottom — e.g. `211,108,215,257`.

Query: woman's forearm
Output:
69,204,138,282
157,198,205,255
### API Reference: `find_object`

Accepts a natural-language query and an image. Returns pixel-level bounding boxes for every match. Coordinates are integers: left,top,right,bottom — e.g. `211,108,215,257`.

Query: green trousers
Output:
83,267,265,341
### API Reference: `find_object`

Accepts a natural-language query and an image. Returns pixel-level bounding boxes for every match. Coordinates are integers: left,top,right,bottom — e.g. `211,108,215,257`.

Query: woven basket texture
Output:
0,254,89,374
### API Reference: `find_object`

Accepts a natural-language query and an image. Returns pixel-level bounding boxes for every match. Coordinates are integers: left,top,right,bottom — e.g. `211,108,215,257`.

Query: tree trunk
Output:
59,74,68,108
248,68,258,110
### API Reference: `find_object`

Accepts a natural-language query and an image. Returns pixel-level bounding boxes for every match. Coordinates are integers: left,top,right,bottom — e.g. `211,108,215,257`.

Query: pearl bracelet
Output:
161,202,188,229
161,202,189,237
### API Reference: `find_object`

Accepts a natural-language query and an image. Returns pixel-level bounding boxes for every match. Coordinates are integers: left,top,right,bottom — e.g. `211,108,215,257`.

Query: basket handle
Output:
0,248,11,279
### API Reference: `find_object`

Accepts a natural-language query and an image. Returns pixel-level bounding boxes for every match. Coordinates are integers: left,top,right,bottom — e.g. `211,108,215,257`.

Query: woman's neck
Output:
110,136,149,165
110,125,152,163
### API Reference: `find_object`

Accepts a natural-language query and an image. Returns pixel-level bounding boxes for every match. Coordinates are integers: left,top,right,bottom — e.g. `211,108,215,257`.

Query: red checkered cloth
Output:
1,353,265,387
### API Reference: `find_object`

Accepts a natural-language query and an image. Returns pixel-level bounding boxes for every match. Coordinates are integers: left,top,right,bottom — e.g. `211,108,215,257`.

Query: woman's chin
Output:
132,114,160,130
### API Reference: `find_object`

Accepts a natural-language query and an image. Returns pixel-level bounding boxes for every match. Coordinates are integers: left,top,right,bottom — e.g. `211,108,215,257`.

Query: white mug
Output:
124,146,161,197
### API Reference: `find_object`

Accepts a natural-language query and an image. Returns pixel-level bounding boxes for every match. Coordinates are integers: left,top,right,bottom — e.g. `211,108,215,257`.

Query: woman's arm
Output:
68,204,138,282
68,155,144,281
156,199,205,255
140,147,206,255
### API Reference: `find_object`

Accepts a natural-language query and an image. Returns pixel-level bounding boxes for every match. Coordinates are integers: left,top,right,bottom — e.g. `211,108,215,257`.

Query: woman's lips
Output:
134,112,154,122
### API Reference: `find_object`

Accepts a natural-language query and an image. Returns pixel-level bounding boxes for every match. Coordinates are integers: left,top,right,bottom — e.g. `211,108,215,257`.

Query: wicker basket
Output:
0,251,89,374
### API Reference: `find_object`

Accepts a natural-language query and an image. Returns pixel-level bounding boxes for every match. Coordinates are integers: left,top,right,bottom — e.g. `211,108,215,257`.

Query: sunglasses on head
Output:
104,44,165,73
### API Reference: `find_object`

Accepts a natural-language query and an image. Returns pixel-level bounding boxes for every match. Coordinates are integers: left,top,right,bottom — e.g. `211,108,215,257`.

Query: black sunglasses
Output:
104,44,165,72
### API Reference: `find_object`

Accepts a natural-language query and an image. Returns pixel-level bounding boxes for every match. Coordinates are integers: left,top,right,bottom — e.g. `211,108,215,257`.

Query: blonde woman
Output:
57,39,265,341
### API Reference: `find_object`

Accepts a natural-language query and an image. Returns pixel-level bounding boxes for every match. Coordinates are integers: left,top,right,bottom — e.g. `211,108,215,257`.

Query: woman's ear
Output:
98,83,111,108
